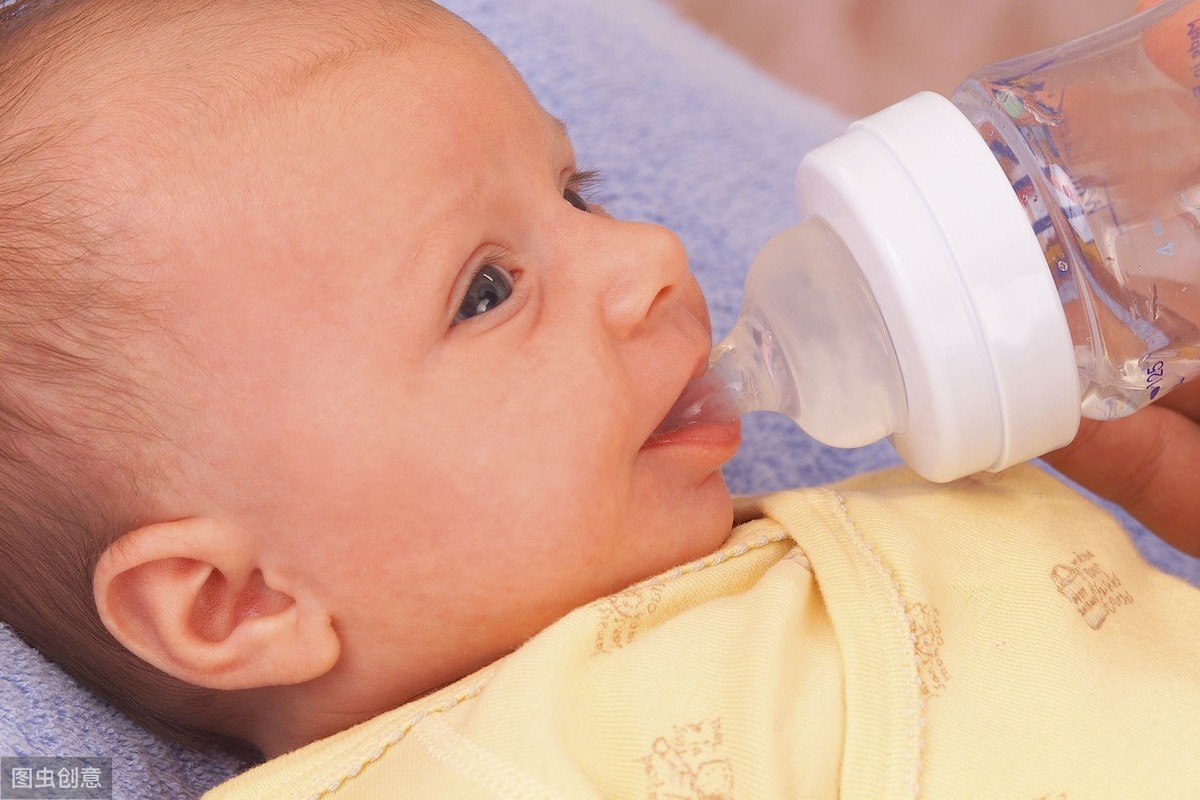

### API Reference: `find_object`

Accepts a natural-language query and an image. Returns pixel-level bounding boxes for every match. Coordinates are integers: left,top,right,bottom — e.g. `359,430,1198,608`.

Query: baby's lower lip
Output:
642,417,742,451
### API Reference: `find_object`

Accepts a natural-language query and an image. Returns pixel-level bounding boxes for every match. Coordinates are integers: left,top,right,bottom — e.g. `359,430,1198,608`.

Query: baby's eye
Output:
564,168,604,213
454,263,514,324
563,186,591,212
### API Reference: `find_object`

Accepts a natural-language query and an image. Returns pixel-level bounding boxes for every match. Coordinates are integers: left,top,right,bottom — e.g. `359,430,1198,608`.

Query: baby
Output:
1,0,1199,797
1,0,738,754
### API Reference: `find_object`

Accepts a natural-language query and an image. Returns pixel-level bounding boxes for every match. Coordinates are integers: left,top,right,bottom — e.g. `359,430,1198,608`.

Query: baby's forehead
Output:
3,0,472,206
0,0,488,302
6,0,458,125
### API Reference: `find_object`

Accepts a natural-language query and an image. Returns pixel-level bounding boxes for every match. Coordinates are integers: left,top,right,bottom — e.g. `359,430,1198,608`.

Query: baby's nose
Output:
595,221,690,336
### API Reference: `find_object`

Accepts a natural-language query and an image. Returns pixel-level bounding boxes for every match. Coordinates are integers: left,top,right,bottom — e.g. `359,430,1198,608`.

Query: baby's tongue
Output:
649,370,739,442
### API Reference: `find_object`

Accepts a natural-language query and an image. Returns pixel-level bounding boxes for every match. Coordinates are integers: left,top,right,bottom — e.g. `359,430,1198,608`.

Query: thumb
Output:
1044,404,1200,556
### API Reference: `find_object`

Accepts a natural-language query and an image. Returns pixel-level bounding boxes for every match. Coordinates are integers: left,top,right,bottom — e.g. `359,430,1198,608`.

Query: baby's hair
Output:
0,0,451,751
0,0,210,746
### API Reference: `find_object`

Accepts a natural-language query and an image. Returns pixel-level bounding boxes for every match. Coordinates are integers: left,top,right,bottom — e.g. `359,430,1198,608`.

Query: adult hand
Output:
1043,379,1200,557
1043,0,1200,556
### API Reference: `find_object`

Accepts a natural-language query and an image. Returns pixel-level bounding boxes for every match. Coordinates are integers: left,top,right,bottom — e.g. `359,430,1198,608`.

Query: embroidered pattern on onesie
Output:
1050,550,1133,630
594,585,664,654
642,718,734,800
592,527,790,654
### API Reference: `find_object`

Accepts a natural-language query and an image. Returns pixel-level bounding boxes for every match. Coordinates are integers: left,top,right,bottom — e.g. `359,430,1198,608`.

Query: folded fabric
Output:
204,465,1200,799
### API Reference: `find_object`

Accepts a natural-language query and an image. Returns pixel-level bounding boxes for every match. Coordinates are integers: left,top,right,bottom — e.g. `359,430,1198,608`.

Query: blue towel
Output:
2,1,1197,798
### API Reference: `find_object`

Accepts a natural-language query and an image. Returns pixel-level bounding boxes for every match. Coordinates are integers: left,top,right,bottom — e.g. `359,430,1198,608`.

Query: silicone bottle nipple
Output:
656,219,908,449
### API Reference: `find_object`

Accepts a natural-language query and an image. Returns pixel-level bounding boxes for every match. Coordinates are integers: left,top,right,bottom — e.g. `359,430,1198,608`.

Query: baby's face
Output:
134,14,740,711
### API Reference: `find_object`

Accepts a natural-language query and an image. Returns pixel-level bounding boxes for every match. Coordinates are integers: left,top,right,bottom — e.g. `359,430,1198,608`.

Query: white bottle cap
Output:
796,91,1080,482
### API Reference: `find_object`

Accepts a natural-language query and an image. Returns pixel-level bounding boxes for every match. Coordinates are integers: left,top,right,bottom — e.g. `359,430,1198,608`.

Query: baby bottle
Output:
694,0,1200,481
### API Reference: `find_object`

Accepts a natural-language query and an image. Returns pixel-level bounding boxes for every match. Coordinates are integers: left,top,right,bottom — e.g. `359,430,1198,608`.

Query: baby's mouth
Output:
647,368,740,445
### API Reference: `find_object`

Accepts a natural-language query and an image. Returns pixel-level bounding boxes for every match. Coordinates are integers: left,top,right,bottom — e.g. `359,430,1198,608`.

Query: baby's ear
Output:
93,518,340,690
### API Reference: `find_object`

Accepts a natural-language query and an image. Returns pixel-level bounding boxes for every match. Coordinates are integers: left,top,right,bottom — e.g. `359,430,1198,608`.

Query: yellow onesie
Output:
206,465,1200,799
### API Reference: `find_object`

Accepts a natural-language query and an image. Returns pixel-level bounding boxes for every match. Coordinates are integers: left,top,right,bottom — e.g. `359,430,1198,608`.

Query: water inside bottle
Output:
953,7,1200,419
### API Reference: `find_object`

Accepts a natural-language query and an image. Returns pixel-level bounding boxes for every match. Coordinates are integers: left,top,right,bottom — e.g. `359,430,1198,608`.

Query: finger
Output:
1155,376,1200,423
1043,406,1200,556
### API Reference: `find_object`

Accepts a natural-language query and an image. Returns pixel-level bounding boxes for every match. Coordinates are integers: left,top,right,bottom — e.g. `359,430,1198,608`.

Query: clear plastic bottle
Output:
687,0,1200,482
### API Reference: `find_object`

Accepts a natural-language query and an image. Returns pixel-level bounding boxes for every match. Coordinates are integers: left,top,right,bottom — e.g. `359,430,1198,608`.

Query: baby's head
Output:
0,0,740,755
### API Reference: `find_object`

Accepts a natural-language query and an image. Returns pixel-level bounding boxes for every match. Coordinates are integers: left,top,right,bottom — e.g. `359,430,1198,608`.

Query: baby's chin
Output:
704,472,738,547
665,469,738,566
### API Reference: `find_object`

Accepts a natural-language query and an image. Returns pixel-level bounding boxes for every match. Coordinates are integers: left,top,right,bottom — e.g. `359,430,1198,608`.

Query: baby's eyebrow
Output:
544,113,575,157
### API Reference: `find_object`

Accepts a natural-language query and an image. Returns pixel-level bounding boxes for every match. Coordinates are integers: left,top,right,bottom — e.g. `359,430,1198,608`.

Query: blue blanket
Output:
2,1,1196,797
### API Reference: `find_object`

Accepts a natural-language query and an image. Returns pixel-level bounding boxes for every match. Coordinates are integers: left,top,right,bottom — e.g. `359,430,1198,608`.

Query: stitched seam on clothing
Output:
412,714,565,799
632,530,793,590
310,677,489,800
782,546,813,572
821,488,924,800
